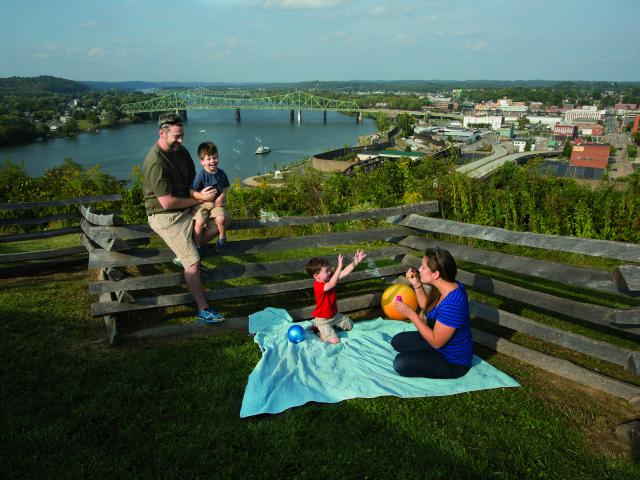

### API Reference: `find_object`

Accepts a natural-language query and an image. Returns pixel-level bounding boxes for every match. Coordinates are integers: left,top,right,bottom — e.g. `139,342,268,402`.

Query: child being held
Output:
305,249,367,344
192,141,231,252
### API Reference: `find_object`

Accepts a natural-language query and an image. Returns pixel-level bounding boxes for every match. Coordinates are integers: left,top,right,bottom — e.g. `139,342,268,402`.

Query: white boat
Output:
255,145,271,154
199,129,206,133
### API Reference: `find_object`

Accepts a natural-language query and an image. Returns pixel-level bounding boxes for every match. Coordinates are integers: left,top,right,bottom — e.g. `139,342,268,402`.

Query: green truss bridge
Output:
120,88,362,122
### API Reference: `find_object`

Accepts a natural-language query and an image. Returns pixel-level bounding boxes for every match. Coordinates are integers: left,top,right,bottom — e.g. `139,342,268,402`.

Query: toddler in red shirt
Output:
305,249,367,344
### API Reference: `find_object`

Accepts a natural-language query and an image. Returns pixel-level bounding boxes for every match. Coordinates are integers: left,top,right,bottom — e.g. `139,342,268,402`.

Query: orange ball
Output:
381,284,418,320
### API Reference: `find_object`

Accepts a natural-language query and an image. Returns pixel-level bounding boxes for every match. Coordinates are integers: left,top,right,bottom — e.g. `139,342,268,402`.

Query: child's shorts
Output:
193,202,226,222
312,312,353,341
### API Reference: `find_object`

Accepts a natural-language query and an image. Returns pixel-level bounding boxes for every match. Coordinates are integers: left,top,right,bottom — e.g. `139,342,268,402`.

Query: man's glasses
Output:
158,114,183,128
159,119,182,128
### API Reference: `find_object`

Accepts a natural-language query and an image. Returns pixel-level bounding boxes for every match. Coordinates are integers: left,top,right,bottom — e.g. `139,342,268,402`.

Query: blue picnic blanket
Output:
240,307,519,418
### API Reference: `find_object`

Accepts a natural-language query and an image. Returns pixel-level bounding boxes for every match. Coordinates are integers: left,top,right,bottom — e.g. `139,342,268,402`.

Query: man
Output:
142,112,224,324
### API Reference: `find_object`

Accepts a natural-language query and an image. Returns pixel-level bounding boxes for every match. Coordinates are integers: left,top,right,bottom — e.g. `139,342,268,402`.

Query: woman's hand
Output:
406,267,421,288
393,298,413,318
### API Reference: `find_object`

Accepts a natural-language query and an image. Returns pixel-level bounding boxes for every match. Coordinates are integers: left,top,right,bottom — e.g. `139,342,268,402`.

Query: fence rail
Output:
0,194,122,275
6,194,632,408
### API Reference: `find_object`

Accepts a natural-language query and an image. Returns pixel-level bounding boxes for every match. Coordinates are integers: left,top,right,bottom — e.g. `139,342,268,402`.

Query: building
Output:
614,103,638,115
439,129,480,144
570,143,610,169
513,138,529,153
526,116,562,128
553,123,577,139
498,125,515,140
377,150,426,160
632,115,640,134
581,124,605,138
564,107,605,122
499,105,528,115
529,102,544,112
463,115,503,130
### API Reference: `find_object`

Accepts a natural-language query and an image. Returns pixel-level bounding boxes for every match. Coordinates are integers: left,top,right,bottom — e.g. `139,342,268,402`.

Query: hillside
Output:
0,75,91,94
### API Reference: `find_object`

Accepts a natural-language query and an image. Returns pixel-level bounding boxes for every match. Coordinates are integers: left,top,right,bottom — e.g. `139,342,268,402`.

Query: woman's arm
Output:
406,268,428,310
394,301,456,349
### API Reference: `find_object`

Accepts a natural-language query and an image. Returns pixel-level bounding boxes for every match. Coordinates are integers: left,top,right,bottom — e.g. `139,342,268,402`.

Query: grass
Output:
2,261,640,478
2,229,640,477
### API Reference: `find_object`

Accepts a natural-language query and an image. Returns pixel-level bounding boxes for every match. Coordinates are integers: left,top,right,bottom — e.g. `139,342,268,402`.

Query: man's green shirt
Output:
142,144,196,216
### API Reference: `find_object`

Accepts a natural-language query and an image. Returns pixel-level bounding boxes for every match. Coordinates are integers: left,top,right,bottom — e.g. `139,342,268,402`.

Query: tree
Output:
396,113,415,137
562,140,573,158
375,112,391,133
62,118,79,137
517,117,530,130
628,144,638,159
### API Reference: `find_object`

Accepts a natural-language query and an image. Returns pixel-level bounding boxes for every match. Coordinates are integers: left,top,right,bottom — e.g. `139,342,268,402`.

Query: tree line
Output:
0,76,153,146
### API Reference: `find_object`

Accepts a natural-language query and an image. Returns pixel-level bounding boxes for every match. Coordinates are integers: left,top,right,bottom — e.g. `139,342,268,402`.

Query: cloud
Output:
389,33,416,45
262,0,344,9
32,43,65,59
372,5,385,15
78,20,97,28
31,43,107,61
436,28,485,38
87,47,105,57
463,40,487,51
204,35,254,59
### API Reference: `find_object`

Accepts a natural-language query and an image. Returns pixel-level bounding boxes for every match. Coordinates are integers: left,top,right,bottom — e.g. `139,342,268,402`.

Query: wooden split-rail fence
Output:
9,194,639,409
0,194,122,277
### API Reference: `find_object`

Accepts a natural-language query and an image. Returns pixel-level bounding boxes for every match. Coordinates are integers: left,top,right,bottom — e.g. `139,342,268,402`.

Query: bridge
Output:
120,88,363,123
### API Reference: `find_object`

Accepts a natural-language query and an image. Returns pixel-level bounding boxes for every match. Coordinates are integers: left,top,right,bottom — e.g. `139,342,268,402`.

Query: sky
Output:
1,0,639,83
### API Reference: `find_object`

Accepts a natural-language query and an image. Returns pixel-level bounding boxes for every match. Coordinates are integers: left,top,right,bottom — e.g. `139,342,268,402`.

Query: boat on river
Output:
255,145,271,154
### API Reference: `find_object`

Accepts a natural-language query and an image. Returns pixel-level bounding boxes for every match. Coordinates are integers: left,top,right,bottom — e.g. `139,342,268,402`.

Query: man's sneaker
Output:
196,308,225,324
215,237,226,252
172,257,183,268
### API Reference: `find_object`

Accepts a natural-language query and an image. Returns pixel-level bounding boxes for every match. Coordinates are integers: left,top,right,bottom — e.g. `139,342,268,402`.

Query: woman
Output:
391,247,473,378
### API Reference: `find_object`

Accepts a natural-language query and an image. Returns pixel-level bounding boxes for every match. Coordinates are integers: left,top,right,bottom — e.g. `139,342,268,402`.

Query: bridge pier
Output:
323,110,327,123
290,110,295,123
178,110,187,120
356,112,363,124
297,110,302,124
235,108,241,122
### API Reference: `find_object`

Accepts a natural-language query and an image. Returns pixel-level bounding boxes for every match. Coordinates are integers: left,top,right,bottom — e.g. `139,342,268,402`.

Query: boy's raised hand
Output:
354,249,367,266
337,254,344,269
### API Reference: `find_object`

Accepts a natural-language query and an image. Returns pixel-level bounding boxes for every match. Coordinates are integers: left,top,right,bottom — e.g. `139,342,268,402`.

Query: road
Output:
603,115,635,178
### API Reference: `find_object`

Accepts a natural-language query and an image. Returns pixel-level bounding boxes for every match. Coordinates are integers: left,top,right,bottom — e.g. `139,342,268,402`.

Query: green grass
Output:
1,264,640,478
0,233,82,254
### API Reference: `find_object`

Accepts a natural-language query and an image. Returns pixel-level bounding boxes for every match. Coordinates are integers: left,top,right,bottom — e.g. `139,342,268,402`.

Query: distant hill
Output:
4,76,639,95
82,80,248,91
0,75,91,94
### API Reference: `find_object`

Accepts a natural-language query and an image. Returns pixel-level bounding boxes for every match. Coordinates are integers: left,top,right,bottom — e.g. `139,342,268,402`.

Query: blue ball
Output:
287,324,305,343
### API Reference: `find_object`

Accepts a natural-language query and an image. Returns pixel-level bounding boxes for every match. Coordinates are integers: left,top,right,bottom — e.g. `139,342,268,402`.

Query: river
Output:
0,109,374,183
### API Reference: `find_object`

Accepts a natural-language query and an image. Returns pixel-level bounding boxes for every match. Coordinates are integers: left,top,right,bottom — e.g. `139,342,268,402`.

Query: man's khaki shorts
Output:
148,209,199,268
193,201,227,223
313,312,353,341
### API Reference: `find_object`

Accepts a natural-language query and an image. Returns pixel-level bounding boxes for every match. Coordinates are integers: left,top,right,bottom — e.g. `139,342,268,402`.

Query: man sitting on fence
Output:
142,112,225,324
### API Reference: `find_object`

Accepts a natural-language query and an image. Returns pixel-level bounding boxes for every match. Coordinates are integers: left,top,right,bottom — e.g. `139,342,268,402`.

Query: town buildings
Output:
569,143,610,169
